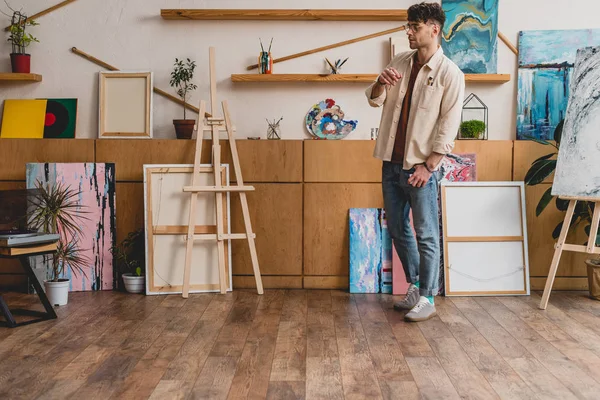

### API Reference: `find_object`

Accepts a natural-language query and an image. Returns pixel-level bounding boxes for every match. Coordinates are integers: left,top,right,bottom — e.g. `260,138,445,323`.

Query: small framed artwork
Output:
98,71,153,139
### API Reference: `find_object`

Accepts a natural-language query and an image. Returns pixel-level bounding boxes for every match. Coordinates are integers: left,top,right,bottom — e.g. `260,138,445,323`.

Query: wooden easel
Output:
539,196,600,309
181,47,264,298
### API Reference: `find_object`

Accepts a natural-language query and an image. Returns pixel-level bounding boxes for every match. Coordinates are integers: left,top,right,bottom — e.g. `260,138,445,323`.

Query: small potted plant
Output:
459,120,486,139
170,57,198,139
7,10,39,73
29,181,89,306
111,229,145,293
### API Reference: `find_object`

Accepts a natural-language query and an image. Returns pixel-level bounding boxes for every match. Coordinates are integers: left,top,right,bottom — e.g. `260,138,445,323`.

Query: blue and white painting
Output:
517,29,600,140
552,46,600,199
441,0,498,74
349,208,392,293
305,98,357,140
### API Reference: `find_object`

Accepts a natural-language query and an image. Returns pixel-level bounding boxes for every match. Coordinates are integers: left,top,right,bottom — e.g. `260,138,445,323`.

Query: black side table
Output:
0,243,58,328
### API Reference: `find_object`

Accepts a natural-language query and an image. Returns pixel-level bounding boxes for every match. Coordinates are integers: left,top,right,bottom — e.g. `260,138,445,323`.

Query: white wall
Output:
2,0,599,140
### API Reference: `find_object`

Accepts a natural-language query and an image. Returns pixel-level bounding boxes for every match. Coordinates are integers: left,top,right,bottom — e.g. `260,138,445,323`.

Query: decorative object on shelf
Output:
26,163,116,294
325,57,348,74
517,29,600,140
98,71,153,139
170,58,198,139
41,98,78,138
111,229,145,293
441,0,498,74
7,9,38,73
258,38,273,74
266,117,282,140
459,93,488,140
247,136,261,140
305,98,357,140
370,128,379,140
0,98,77,138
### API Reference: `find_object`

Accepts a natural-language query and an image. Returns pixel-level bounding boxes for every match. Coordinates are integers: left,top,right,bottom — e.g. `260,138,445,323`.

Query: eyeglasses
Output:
404,21,438,33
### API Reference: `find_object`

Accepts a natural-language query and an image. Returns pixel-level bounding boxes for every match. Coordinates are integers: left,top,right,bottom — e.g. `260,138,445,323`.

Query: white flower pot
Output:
44,279,70,306
122,273,145,294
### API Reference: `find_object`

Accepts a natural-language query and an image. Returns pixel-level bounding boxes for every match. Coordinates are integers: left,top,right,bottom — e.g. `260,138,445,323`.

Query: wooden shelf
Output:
231,73,511,83
161,9,408,21
0,73,42,82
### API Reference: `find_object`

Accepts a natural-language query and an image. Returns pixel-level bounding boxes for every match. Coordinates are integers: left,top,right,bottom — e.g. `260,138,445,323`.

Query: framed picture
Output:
440,181,530,296
98,71,153,139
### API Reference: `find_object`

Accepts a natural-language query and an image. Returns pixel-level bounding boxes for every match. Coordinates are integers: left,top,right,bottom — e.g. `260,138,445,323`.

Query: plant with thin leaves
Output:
7,10,39,54
169,58,197,120
28,180,91,281
111,229,145,278
523,120,599,253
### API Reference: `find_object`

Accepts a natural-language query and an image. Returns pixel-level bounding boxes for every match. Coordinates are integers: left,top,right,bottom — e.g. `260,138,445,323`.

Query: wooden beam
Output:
161,9,408,21
231,73,511,84
4,0,78,31
70,47,210,118
498,31,518,56
0,73,42,82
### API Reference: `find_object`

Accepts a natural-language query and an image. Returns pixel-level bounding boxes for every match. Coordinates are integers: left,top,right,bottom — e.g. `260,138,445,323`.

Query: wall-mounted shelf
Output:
160,9,408,21
231,73,511,84
0,73,42,82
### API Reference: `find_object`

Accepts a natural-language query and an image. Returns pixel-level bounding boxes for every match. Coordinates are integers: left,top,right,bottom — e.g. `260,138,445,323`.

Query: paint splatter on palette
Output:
26,163,116,291
305,98,357,140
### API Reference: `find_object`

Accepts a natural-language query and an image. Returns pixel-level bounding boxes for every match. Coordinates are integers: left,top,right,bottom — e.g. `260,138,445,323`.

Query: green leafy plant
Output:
523,120,599,254
459,120,486,139
7,10,38,54
111,229,145,278
28,181,90,282
169,58,197,120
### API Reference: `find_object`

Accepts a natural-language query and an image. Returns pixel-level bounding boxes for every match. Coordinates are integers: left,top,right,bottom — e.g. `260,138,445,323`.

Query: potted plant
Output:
459,120,486,139
524,120,600,299
28,181,89,306
170,57,198,139
7,10,39,73
111,229,145,293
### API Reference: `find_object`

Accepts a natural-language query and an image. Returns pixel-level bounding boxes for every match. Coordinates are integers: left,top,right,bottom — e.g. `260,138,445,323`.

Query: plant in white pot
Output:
28,181,89,306
170,57,197,139
7,9,39,73
111,229,145,294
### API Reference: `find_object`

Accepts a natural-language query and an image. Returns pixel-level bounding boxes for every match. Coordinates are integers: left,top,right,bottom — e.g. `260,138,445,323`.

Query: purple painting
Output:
26,163,116,291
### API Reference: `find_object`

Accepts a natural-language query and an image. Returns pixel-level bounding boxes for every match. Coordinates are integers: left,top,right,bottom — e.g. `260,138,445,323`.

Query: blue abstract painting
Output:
517,29,600,140
349,208,392,294
441,0,498,74
305,98,358,140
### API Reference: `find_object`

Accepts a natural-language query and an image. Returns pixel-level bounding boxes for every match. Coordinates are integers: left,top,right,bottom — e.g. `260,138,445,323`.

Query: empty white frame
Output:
440,181,530,296
99,71,153,138
143,164,232,295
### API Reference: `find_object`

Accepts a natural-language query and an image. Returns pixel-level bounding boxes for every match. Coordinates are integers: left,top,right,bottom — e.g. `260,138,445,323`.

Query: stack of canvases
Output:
349,153,476,295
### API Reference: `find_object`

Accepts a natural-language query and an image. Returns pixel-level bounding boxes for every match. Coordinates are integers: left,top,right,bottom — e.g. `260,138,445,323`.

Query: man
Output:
365,2,464,322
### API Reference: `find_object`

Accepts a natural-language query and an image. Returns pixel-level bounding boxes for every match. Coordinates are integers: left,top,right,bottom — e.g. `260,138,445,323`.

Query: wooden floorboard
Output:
1,289,600,399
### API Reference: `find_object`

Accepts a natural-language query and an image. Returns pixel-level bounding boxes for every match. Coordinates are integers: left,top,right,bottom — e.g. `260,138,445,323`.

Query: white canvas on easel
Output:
143,164,232,295
441,181,530,296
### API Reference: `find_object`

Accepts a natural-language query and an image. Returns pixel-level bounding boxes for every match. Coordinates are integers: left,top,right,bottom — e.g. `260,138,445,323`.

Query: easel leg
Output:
212,125,228,295
539,200,577,309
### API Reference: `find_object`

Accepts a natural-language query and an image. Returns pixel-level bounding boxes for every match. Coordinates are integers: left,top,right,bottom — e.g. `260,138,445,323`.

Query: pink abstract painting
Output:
26,163,116,291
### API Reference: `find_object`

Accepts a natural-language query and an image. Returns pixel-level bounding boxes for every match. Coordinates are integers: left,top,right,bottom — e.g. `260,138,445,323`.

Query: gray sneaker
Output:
393,283,420,311
404,298,436,322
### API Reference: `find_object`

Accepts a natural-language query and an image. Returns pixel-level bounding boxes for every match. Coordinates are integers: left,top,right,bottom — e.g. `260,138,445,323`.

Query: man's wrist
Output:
422,163,434,173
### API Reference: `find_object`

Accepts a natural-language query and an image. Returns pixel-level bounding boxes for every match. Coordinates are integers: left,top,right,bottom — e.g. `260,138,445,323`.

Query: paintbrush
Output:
338,57,349,68
259,38,265,52
268,37,273,52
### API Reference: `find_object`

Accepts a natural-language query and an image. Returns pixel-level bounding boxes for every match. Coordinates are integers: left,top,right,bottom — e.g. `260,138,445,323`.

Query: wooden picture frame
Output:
98,71,153,139
143,164,232,295
440,181,530,296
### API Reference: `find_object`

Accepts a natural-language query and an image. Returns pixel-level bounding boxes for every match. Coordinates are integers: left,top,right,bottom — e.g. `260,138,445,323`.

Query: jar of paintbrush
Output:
258,38,273,74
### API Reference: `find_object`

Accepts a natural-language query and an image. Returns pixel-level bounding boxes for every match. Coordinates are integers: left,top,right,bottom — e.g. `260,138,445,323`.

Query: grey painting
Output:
552,46,600,199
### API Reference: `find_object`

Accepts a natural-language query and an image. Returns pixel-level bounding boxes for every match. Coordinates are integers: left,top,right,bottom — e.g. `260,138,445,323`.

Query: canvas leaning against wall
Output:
552,46,600,200
517,29,600,140
26,163,117,291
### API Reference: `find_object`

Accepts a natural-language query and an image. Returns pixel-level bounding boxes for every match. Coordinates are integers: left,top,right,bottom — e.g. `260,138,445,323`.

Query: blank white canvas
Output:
390,35,411,61
104,77,148,133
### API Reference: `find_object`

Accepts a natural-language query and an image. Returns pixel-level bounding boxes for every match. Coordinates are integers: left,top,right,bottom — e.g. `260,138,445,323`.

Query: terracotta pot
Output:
586,258,600,300
173,119,195,139
10,53,30,73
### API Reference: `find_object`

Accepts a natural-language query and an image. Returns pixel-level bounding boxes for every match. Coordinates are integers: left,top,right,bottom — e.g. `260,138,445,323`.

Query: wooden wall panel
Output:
230,184,302,276
524,184,588,277
304,183,383,276
513,140,557,182
531,277,588,291
0,181,28,289
454,140,513,181
304,276,348,289
233,276,302,289
0,139,95,180
116,183,145,244
304,140,381,182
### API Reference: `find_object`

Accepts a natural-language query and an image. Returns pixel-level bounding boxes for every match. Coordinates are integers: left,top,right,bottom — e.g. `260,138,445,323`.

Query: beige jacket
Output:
365,46,465,170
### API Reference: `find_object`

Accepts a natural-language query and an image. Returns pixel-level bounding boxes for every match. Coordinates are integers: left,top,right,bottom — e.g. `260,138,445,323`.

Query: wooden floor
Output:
2,290,600,399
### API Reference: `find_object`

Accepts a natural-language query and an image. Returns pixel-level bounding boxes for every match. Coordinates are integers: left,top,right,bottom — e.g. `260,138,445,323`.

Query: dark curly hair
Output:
407,2,446,28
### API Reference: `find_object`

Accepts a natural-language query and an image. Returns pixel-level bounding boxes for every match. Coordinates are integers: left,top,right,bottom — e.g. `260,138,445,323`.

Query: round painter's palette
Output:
305,99,358,140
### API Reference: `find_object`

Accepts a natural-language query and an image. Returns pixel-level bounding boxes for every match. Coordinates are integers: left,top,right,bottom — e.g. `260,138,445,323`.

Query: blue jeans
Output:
382,161,442,297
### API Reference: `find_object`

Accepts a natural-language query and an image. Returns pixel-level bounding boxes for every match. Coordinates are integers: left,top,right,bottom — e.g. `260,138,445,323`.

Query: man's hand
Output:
407,164,432,188
378,67,401,86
